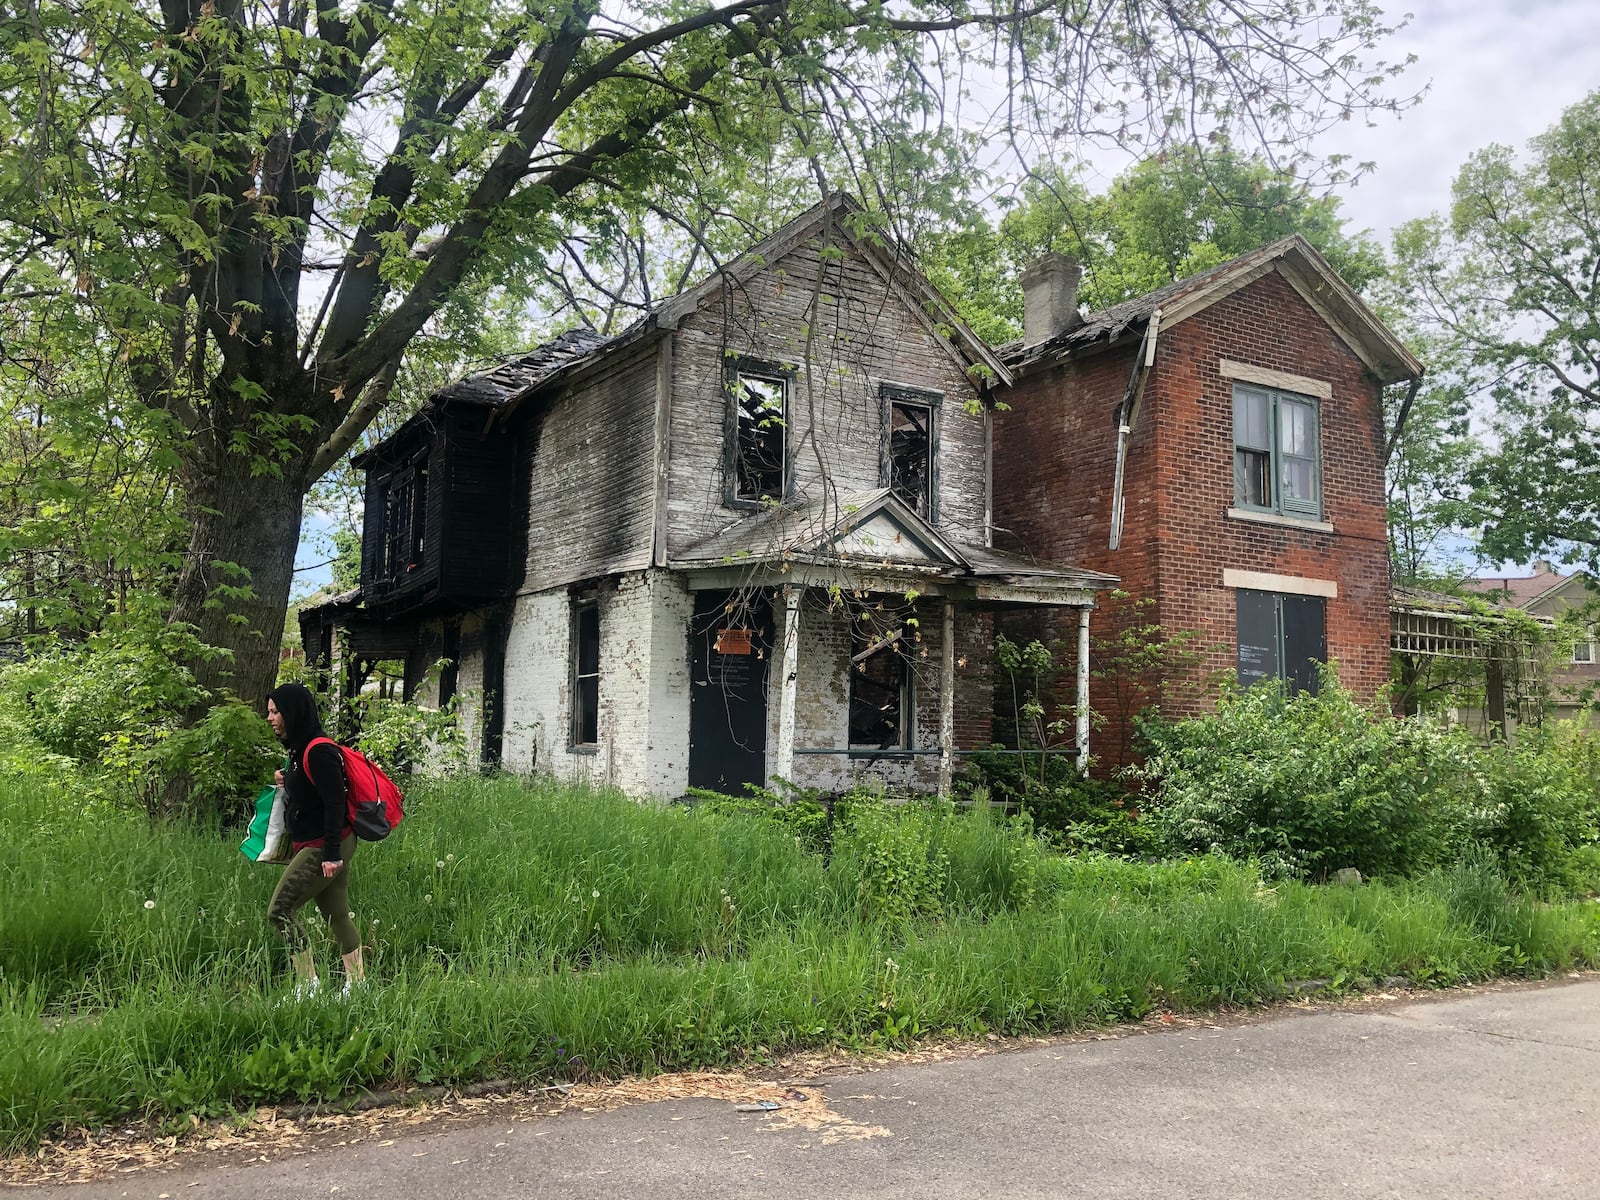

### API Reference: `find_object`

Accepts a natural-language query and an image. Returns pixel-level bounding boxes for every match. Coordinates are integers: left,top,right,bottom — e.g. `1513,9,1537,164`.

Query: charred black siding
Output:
359,407,516,615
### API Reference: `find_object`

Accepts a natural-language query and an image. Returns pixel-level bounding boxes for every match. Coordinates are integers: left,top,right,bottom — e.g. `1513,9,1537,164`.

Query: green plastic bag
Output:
239,783,290,863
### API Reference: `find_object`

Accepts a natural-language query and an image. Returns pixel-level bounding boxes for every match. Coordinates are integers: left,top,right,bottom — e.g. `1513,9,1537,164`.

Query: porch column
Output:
1075,605,1091,774
772,586,802,784
939,600,956,795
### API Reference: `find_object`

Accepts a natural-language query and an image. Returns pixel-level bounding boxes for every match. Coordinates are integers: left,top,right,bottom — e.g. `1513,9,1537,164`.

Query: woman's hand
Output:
322,860,343,878
274,769,285,785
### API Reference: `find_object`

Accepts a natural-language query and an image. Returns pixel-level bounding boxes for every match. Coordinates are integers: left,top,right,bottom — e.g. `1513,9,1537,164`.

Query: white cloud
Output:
1321,0,1596,239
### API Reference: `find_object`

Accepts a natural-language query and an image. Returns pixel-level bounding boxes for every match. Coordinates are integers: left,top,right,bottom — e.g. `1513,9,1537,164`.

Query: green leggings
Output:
268,836,360,957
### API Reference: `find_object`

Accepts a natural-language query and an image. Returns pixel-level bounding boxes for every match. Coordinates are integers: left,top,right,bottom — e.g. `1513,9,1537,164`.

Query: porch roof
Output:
669,488,1117,599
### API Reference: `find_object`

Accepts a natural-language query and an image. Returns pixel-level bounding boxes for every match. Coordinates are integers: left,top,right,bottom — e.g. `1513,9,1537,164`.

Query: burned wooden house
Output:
302,194,1115,796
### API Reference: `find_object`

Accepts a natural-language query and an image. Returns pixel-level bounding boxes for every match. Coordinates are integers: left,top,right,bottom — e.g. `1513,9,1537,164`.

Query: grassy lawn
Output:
3,773,1597,1151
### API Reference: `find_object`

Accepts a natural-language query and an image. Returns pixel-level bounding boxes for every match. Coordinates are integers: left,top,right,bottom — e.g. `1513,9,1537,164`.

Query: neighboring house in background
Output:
991,238,1424,767
301,194,1114,798
1470,563,1599,727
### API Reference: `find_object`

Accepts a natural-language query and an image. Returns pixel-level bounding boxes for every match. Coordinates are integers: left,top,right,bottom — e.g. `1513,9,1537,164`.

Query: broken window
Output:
1233,384,1320,518
571,597,600,747
730,367,787,503
381,459,428,579
849,610,914,749
882,386,940,520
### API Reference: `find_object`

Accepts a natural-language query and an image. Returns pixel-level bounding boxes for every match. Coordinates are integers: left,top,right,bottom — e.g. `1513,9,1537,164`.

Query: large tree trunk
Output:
170,454,310,712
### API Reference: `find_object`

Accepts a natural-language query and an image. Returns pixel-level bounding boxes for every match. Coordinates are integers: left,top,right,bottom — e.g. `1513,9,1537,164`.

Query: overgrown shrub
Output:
0,626,277,817
1140,672,1475,880
962,748,1159,858
1141,671,1600,891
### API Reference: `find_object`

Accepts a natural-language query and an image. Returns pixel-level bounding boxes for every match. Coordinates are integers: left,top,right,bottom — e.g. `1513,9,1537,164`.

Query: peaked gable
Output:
1006,235,1421,386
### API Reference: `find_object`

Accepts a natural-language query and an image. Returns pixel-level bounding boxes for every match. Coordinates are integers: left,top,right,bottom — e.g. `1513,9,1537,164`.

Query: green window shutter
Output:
1279,395,1321,518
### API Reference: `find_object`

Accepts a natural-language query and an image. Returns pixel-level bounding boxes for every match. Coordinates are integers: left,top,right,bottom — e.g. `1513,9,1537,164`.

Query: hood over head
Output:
266,682,325,750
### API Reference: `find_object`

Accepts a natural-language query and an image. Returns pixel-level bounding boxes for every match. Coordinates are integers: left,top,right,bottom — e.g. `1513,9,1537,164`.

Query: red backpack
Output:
303,737,405,841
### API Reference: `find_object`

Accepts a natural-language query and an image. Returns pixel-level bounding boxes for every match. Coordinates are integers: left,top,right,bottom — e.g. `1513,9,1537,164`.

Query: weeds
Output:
1,772,1596,1151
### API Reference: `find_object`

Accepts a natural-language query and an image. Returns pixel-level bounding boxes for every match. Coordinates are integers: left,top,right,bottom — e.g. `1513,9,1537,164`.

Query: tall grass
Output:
2,774,1597,1151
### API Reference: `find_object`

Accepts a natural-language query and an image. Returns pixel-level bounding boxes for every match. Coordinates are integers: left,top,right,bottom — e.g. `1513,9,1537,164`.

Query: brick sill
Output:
1226,507,1335,535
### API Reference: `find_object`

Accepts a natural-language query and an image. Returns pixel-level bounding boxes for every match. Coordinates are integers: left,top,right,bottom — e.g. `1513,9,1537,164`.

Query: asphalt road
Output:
25,978,1600,1199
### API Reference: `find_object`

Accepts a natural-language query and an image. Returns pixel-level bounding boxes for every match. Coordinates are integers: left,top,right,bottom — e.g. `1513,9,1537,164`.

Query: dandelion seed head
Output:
445,853,454,861
424,893,434,903
143,899,156,910
437,860,446,869
592,889,600,899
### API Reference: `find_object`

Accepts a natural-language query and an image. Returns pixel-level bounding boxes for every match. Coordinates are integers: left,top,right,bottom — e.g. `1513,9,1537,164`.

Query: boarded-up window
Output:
1233,384,1321,518
731,370,787,502
1237,589,1326,696
849,615,913,749
571,598,600,747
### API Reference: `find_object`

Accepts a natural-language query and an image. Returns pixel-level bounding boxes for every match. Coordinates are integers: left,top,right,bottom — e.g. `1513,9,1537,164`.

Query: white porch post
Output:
939,600,956,795
1075,605,1092,774
772,586,801,785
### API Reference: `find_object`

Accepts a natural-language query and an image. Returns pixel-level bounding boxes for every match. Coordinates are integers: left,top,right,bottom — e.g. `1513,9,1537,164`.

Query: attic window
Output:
881,385,941,521
728,361,789,504
381,459,428,579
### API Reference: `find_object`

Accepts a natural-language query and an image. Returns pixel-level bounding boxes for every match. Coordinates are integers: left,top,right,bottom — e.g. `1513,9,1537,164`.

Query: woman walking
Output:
264,683,365,996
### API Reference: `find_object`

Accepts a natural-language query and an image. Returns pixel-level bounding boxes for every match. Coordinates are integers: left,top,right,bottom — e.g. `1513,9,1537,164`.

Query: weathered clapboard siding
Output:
438,407,517,599
665,230,989,557
520,344,661,593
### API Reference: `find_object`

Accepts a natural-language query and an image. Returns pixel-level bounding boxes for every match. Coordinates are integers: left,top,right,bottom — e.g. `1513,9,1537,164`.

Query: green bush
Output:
0,626,278,817
962,749,1160,858
1140,672,1600,891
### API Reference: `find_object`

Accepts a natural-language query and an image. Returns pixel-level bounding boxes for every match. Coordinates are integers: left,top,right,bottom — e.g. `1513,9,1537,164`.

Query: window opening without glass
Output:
732,370,787,502
849,610,914,749
381,460,427,579
1233,384,1320,517
888,400,933,518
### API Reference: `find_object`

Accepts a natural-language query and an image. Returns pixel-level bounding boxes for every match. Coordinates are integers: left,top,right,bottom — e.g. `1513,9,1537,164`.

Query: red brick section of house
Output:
994,240,1421,770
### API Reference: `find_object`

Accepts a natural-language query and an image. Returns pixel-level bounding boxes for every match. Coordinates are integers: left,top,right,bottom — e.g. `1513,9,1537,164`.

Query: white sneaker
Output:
340,977,365,999
293,975,322,1001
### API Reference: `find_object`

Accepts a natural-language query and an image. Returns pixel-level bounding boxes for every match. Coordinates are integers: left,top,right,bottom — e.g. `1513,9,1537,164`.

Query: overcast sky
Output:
1304,0,1594,241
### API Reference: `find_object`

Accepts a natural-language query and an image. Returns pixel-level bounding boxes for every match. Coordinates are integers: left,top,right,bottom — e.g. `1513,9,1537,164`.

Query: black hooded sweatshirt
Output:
267,683,350,862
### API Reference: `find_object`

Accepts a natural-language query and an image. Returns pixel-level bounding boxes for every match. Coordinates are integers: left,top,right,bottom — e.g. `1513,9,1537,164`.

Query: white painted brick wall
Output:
498,570,694,798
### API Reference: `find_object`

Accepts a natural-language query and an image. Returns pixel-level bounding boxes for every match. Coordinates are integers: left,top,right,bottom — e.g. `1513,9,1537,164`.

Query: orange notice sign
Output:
715,628,753,655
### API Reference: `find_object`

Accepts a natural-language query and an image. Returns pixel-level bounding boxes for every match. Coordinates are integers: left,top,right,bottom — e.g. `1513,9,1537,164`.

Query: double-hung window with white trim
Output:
1233,384,1321,519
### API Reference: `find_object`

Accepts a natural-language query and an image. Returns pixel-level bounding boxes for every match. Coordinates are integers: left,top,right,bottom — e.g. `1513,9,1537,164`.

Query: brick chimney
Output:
1020,252,1083,347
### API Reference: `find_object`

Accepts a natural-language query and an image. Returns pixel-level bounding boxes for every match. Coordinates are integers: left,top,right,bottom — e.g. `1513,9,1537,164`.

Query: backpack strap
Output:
302,735,339,783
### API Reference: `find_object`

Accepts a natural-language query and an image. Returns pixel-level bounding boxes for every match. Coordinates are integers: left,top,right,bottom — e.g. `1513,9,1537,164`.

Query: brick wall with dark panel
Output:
994,269,1392,769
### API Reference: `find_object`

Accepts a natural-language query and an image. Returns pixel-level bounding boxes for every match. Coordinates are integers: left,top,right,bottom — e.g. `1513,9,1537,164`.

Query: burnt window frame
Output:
1232,383,1322,519
379,452,429,581
848,611,916,751
724,356,795,508
570,594,601,750
879,383,941,523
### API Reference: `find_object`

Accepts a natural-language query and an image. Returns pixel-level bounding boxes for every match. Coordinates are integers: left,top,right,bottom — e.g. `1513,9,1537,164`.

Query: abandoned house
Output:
300,194,1116,798
992,238,1425,767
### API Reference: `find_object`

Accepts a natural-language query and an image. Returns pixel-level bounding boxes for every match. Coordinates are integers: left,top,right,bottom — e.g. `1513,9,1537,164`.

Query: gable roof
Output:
1469,563,1591,609
673,487,1118,593
650,192,1011,388
1003,235,1423,385
354,194,1010,470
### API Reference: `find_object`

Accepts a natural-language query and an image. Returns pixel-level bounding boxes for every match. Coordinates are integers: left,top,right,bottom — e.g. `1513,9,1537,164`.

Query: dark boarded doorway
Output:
688,589,773,794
